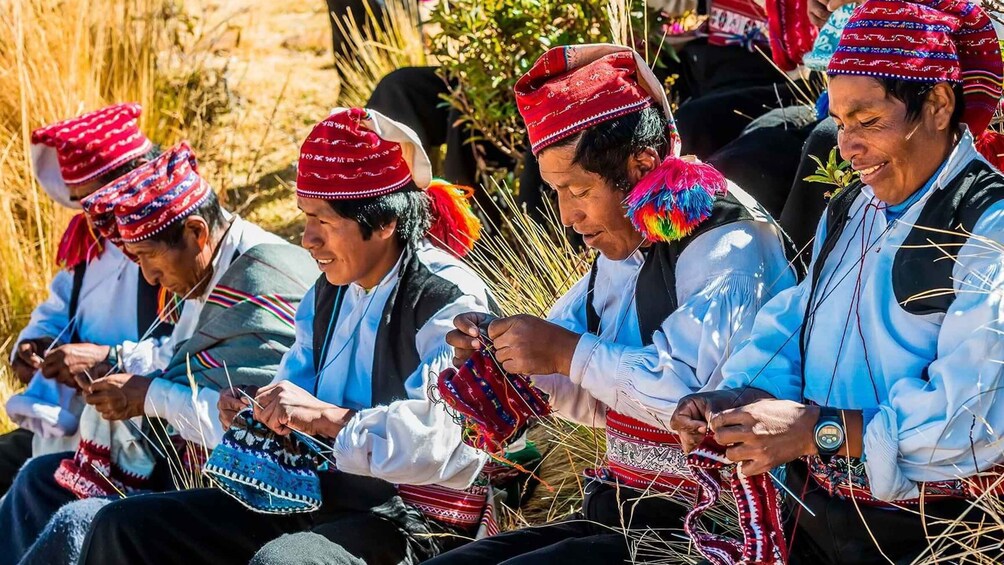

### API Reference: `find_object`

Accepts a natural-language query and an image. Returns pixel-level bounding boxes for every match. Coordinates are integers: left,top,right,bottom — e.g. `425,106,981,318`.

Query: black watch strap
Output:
814,407,845,459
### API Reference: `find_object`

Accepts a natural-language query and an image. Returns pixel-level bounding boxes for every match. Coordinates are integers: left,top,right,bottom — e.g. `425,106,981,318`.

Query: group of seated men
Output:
1,0,1004,564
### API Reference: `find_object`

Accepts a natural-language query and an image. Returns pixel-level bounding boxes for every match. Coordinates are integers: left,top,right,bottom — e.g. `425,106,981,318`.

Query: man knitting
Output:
76,108,495,565
430,44,796,564
0,141,317,565
2,104,171,496
672,0,1004,562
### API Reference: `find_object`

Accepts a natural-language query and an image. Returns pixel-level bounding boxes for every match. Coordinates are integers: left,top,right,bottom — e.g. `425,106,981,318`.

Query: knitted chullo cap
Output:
827,0,1004,137
514,44,729,244
31,103,153,210
296,108,481,257
81,142,212,244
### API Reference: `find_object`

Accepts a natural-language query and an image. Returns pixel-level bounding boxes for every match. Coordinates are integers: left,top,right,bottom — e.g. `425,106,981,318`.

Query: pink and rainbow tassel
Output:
626,157,728,243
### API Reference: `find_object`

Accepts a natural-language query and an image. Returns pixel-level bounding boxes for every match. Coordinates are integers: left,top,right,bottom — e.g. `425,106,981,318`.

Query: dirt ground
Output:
193,0,342,239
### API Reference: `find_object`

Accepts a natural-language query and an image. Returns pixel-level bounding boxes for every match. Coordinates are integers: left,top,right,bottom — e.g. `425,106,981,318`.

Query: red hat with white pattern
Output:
296,107,432,199
30,103,153,209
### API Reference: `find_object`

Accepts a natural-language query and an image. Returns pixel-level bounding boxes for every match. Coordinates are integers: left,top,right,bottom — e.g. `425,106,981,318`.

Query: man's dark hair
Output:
880,78,965,129
550,106,669,191
326,182,431,246
147,190,227,248
95,145,163,186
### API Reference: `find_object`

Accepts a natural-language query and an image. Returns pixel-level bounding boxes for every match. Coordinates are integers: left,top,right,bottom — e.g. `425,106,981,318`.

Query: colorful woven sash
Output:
436,346,551,453
204,410,324,514
591,410,697,493
685,435,788,565
397,482,490,530
805,455,1004,508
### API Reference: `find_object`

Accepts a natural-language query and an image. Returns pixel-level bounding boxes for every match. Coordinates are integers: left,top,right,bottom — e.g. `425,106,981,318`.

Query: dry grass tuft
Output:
330,0,429,108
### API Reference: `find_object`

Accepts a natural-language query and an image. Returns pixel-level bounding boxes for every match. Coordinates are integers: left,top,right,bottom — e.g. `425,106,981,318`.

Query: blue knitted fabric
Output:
203,410,324,514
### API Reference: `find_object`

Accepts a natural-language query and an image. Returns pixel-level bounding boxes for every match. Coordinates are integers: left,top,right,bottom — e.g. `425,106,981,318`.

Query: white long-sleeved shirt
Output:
720,130,1004,501
535,184,796,430
275,240,492,489
13,243,174,364
141,215,288,447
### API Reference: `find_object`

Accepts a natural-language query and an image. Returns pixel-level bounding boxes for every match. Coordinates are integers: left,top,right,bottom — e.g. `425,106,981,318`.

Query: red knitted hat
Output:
514,44,681,156
81,142,212,244
827,0,1003,137
30,103,153,209
296,107,432,199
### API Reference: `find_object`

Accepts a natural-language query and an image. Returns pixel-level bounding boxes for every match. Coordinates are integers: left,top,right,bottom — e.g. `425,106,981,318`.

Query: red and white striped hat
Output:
30,103,153,209
81,142,212,244
296,107,432,199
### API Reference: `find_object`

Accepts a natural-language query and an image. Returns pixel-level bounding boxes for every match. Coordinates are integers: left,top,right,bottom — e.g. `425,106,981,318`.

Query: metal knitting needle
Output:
79,368,168,460
766,469,816,517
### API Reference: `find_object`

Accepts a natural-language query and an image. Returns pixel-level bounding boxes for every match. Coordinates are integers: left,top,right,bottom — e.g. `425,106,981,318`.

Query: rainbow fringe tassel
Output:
626,157,728,243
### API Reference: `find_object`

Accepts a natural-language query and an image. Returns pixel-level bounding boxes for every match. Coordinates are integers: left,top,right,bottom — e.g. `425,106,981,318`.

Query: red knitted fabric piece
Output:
765,0,818,70
55,213,103,270
685,435,788,565
436,346,551,452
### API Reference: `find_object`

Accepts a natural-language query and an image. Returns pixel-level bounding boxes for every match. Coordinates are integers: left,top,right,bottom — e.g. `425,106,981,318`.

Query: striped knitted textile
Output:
685,435,787,565
589,410,697,494
827,0,1004,137
204,410,324,514
81,142,212,243
436,346,551,453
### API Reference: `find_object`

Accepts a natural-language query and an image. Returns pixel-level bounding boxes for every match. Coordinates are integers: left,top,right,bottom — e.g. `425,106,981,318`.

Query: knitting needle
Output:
766,469,816,517
78,368,169,460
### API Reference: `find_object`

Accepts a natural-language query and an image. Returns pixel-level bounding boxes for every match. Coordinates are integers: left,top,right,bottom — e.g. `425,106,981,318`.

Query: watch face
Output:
816,423,844,451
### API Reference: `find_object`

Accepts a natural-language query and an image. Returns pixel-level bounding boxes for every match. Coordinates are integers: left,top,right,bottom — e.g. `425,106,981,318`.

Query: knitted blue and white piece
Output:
203,410,324,514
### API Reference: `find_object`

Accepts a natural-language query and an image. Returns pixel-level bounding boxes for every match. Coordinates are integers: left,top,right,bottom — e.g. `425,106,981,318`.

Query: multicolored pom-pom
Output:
625,156,728,243
426,179,482,257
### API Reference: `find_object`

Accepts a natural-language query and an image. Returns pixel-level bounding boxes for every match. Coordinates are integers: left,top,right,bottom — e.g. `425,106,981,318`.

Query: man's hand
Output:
487,314,581,376
446,312,496,367
252,381,354,439
11,338,54,385
711,399,819,476
671,388,776,453
78,373,151,421
42,343,112,388
218,385,258,429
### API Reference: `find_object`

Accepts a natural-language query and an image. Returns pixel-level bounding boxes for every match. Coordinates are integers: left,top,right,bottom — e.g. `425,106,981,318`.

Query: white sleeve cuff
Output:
862,404,921,501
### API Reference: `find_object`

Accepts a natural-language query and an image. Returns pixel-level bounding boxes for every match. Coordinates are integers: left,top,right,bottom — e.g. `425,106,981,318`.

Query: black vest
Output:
311,247,493,406
585,192,756,345
800,158,1004,386
68,261,173,343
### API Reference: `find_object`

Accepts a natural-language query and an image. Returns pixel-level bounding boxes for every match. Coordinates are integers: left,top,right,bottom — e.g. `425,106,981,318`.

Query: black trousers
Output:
425,482,690,565
784,461,1004,565
0,428,33,496
79,472,456,565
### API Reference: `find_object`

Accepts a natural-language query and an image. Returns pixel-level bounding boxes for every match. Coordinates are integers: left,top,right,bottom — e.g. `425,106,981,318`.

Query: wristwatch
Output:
813,407,845,458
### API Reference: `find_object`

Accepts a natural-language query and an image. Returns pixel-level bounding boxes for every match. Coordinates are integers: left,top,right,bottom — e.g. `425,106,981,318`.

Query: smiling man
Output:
0,142,317,565
75,108,494,565
429,44,795,564
671,0,1004,562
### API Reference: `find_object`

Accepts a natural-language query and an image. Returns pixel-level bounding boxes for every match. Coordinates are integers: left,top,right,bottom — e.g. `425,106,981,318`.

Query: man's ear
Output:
374,217,398,241
627,147,661,186
184,216,211,248
927,82,956,132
